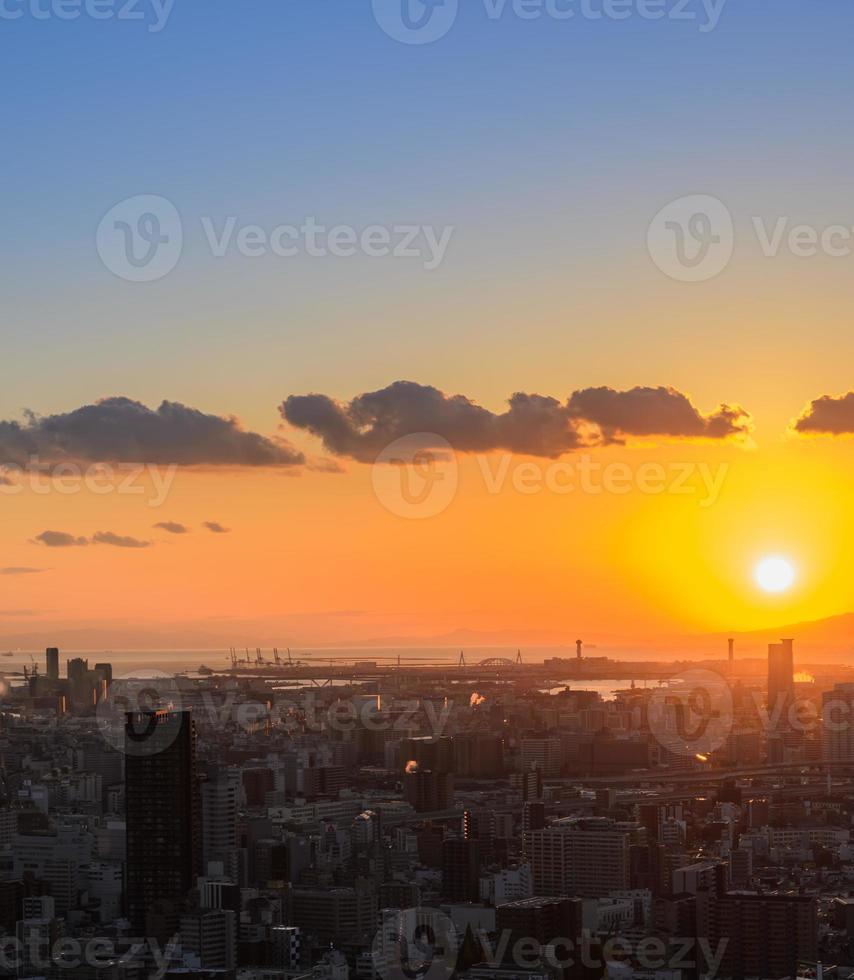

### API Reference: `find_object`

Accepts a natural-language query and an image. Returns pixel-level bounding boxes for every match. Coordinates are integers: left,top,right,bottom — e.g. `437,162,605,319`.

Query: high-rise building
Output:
45,647,59,681
180,908,236,970
767,639,794,730
496,897,604,980
696,890,817,979
441,838,481,903
496,895,583,949
520,736,562,777
403,768,454,812
526,819,632,897
291,882,377,943
522,800,546,833
453,733,504,777
201,773,240,874
125,710,201,942
823,683,854,765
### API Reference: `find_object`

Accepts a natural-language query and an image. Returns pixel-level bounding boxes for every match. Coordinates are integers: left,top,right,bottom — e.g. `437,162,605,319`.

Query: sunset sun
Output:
755,555,797,594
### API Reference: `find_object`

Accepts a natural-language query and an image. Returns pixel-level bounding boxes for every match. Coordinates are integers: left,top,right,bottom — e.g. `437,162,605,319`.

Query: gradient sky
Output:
2,0,854,649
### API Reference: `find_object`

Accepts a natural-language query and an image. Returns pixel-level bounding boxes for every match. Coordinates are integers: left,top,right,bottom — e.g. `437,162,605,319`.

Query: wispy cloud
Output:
33,530,152,549
154,521,190,535
203,521,230,534
92,531,152,549
33,531,88,548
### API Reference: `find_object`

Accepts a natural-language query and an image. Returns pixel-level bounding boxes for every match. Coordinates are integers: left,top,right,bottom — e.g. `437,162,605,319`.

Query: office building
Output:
403,768,454,812
125,710,201,942
526,819,632,897
442,837,481,903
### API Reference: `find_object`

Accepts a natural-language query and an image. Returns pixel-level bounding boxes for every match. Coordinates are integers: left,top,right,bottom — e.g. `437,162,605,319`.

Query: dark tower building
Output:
441,838,480,902
125,710,201,942
403,768,454,813
497,897,604,980
45,647,59,682
767,639,794,708
767,639,795,738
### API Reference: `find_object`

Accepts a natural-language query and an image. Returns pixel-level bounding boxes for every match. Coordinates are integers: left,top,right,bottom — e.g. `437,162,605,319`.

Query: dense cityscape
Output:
3,641,854,979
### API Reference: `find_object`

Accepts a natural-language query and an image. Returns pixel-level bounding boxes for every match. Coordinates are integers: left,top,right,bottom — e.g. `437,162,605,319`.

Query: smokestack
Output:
576,639,583,660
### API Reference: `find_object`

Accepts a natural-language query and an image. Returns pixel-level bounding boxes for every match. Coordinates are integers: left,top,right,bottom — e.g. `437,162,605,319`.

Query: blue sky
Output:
3,0,854,431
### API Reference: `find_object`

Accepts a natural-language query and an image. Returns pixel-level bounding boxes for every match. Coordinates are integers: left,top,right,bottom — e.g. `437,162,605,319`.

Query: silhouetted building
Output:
45,647,59,682
823,683,854,765
767,639,794,732
125,710,201,942
404,768,453,812
442,838,480,902
696,889,817,979
496,897,604,980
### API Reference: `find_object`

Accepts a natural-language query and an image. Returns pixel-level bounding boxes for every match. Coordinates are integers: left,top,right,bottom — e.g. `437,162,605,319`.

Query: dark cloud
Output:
281,381,751,461
92,531,152,549
154,522,190,535
33,530,152,549
0,397,304,468
0,567,47,575
34,531,89,548
203,522,230,534
566,386,752,444
792,393,854,435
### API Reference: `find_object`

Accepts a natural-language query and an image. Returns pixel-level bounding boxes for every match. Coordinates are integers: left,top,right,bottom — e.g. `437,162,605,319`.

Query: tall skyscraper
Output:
201,772,240,876
45,647,59,682
125,710,200,942
767,639,794,732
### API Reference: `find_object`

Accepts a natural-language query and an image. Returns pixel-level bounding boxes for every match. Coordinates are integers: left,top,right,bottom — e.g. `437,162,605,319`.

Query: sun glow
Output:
755,556,797,594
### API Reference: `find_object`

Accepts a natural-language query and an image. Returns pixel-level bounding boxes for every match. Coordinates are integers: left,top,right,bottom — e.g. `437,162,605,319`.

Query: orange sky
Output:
2,404,853,651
